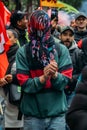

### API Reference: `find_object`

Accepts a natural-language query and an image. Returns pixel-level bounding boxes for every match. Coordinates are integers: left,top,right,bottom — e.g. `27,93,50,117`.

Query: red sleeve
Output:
61,68,73,79
17,74,29,86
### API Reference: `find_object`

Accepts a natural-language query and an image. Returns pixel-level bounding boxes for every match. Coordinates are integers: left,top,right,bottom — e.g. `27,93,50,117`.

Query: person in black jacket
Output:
0,29,23,130
78,37,87,67
0,29,19,88
66,65,87,130
8,10,29,46
74,12,87,43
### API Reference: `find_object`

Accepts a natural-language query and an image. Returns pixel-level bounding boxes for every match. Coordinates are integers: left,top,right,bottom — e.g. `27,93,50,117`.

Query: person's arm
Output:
51,45,73,91
16,47,50,93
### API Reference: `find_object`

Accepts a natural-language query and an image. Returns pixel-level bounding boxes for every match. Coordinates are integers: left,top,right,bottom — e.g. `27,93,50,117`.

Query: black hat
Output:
75,12,86,20
10,10,27,27
61,26,74,34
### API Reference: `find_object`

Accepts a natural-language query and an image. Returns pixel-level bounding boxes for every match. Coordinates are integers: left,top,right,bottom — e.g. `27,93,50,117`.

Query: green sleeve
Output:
51,44,72,91
16,47,45,93
51,73,69,91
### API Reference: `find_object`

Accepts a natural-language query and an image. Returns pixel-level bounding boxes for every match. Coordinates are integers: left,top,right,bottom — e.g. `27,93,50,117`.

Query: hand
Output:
39,61,58,83
39,64,51,84
44,64,51,80
0,78,8,87
49,60,58,78
51,18,58,28
5,74,13,83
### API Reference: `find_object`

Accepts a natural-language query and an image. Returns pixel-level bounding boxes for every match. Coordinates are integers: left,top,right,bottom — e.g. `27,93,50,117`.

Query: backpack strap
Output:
55,41,61,59
17,91,24,120
53,36,61,59
17,43,31,120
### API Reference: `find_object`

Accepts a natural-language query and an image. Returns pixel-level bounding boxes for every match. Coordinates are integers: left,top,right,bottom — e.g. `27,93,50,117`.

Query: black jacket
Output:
80,37,87,66
74,29,87,43
66,81,87,130
8,25,29,46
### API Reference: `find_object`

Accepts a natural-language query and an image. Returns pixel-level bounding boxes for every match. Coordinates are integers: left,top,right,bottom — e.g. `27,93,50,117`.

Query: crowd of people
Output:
0,6,87,130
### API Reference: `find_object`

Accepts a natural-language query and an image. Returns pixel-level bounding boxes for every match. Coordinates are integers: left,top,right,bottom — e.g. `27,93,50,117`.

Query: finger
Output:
50,62,57,67
49,66,57,73
50,62,58,68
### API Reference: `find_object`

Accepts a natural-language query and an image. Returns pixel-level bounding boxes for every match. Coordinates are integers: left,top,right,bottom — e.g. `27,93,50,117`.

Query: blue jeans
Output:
24,115,66,130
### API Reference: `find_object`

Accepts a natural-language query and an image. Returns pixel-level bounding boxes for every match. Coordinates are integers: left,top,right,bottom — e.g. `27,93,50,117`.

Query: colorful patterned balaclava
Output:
29,9,56,67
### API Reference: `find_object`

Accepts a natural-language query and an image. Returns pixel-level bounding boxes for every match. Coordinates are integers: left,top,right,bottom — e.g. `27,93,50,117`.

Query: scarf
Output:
29,10,56,67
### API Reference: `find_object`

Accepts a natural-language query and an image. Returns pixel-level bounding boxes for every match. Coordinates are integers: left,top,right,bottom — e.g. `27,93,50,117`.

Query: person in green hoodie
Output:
16,9,73,130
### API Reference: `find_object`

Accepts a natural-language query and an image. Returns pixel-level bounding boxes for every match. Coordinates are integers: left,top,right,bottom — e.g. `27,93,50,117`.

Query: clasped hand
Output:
44,60,58,79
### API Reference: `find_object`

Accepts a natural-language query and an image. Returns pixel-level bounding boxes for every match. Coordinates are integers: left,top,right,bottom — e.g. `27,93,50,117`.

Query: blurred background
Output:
2,0,87,14
3,0,87,27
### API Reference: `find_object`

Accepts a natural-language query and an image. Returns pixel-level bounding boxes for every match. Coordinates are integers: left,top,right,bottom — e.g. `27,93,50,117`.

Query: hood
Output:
69,40,78,51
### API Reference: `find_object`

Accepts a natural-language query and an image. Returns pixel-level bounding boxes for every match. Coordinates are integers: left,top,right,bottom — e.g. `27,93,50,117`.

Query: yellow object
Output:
40,0,64,8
